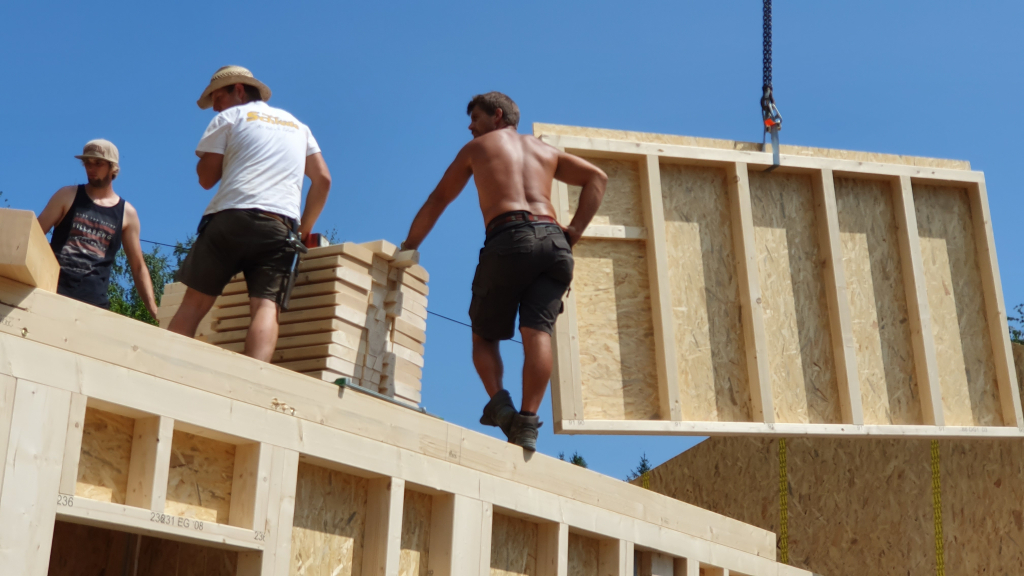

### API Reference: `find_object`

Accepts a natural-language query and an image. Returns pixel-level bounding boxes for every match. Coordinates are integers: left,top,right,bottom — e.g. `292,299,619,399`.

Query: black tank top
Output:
49,185,126,309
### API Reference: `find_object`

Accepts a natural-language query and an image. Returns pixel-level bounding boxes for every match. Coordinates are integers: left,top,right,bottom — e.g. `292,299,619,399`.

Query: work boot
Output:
509,413,541,452
479,389,517,440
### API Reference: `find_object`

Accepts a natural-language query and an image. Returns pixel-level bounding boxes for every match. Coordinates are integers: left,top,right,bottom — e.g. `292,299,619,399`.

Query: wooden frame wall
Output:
0,278,807,576
538,124,1023,438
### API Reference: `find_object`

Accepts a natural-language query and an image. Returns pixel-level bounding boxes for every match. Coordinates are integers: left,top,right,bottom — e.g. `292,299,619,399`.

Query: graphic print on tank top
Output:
58,210,119,274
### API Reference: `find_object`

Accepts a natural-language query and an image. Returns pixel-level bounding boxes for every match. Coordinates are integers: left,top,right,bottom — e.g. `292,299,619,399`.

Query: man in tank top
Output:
37,139,158,317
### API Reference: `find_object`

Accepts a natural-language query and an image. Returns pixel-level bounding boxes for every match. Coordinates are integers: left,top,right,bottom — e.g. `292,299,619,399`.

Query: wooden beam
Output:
639,154,682,421
0,374,17,492
0,379,71,576
554,418,1024,437
125,415,174,511
550,177,585,424
391,250,420,269
228,442,271,530
58,392,88,494
537,522,569,576
639,550,675,575
967,179,1024,428
726,163,774,423
892,176,944,426
812,169,864,424
262,447,300,575
599,539,632,576
541,134,984,185
0,208,60,292
675,557,699,576
428,494,492,576
57,496,262,552
581,224,647,240
363,477,406,576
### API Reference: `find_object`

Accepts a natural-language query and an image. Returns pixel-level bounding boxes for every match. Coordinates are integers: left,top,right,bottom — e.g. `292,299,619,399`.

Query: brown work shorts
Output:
469,221,574,341
177,209,294,301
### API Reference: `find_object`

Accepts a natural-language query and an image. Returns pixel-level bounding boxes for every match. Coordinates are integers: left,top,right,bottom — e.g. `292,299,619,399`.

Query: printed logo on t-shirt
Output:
246,111,299,129
59,212,117,274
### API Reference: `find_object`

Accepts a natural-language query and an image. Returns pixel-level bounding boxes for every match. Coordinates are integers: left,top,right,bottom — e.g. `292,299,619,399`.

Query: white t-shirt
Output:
196,101,320,220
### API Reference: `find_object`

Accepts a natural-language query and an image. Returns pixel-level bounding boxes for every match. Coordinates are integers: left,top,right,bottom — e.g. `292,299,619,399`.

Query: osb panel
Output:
749,172,840,424
914,185,1002,426
567,532,600,576
661,163,750,422
76,407,134,504
399,490,432,576
784,438,934,575
566,158,643,228
645,437,937,576
490,513,538,576
574,240,660,420
834,178,921,425
942,439,1024,574
165,430,235,523
137,534,238,576
291,462,368,576
534,123,971,170
643,437,778,535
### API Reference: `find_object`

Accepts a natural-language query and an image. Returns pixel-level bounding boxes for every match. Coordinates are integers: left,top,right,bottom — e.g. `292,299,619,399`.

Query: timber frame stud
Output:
536,124,1024,438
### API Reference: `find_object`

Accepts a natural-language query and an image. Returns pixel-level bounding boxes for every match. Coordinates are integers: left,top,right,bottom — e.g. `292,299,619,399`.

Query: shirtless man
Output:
38,139,158,318
402,92,606,451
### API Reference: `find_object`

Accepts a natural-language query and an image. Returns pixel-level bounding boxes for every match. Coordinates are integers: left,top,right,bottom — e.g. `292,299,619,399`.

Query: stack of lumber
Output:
157,240,428,407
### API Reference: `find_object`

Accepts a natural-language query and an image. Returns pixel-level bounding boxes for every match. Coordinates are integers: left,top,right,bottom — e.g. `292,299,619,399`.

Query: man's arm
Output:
196,153,224,190
37,186,77,233
121,203,159,319
401,146,474,251
300,152,332,241
553,152,607,245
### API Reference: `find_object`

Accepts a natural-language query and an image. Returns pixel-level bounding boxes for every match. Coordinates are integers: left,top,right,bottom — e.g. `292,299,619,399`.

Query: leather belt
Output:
485,211,557,235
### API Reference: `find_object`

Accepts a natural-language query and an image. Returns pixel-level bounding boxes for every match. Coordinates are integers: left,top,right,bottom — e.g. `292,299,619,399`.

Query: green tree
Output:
0,191,10,207
557,451,589,468
107,236,194,325
625,453,652,482
1009,303,1024,345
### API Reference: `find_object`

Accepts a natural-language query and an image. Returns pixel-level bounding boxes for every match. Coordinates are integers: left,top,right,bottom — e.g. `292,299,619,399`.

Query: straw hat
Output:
196,65,272,110
74,139,120,174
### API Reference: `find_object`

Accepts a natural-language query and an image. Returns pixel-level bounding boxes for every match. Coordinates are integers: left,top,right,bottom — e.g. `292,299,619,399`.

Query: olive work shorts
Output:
177,209,294,301
469,221,574,341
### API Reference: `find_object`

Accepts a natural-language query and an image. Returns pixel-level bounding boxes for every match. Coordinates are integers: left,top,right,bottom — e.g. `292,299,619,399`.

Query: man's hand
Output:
561,225,582,247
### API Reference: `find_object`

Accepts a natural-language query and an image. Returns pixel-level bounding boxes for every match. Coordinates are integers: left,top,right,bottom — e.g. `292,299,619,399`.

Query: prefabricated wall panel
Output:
536,123,1024,438
0,264,807,575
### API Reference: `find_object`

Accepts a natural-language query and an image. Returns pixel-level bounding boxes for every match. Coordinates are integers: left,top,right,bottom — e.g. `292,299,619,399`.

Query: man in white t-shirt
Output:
168,65,332,361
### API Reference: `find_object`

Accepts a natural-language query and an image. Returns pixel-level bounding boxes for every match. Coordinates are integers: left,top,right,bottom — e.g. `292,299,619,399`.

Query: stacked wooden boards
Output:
535,123,1024,438
0,273,811,576
156,240,429,406
0,208,59,292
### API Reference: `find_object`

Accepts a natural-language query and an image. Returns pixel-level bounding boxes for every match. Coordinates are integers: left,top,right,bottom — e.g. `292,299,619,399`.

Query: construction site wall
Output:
0,215,809,576
635,344,1024,576
535,123,1023,439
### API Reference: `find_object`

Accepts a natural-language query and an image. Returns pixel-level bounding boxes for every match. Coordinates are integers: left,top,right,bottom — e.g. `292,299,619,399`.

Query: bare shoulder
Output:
122,201,141,229
51,185,78,203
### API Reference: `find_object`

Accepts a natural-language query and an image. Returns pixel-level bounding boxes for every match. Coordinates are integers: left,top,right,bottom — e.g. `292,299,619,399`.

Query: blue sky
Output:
2,1,1022,480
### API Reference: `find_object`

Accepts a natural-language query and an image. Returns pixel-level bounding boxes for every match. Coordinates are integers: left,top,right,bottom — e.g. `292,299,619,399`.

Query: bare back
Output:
464,129,560,225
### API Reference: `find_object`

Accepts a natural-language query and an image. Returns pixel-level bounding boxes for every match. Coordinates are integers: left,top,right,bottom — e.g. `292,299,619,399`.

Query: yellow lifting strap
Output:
931,440,945,576
778,438,789,564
